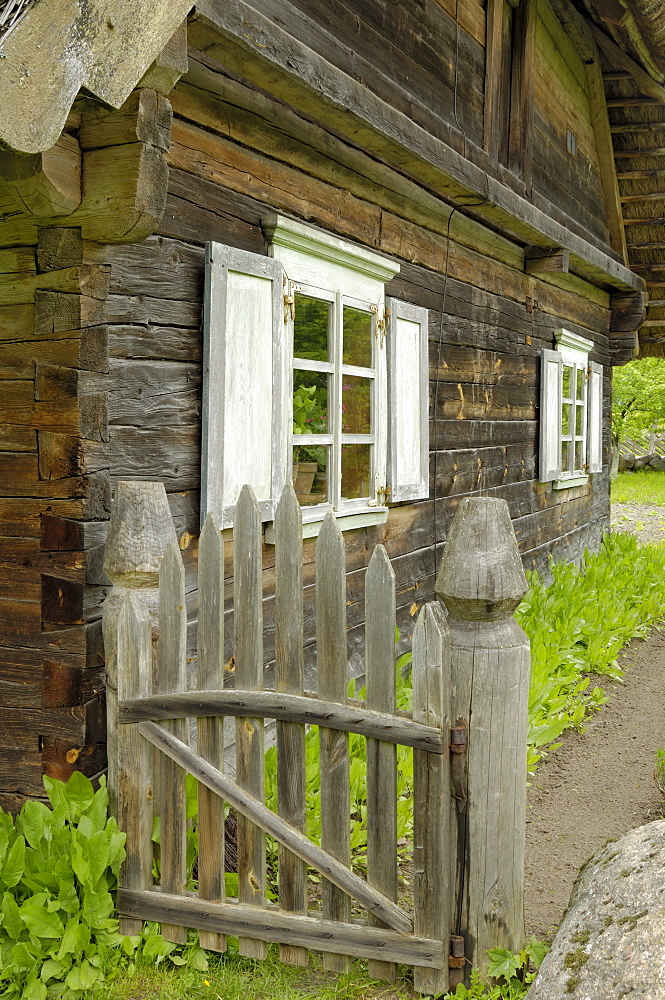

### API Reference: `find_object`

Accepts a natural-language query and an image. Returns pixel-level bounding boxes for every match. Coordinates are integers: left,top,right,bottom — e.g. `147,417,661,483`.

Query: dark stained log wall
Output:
251,0,487,149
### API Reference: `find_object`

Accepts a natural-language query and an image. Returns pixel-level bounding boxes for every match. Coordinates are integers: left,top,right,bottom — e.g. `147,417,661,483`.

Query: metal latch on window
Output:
371,304,388,344
284,278,297,321
376,484,392,505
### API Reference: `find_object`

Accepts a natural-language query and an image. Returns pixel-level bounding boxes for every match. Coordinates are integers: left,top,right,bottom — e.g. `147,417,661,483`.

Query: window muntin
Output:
292,284,377,512
559,359,587,478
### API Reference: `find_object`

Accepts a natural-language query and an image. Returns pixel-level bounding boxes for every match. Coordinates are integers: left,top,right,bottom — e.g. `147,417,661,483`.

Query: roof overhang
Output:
0,0,193,153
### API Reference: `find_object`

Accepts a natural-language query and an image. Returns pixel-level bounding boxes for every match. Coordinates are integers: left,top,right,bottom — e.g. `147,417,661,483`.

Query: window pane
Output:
343,306,373,367
576,367,585,401
341,444,372,499
575,404,584,436
293,370,328,435
562,440,571,473
561,402,572,437
293,445,328,506
575,441,584,472
294,294,330,361
342,374,372,434
562,365,572,399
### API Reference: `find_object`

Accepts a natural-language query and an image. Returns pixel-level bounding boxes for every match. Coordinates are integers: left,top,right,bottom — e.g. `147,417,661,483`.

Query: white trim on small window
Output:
539,329,603,488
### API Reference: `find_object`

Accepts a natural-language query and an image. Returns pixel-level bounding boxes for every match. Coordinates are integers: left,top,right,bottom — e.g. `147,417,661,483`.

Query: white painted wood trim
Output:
264,214,400,283
386,298,429,502
587,361,603,474
554,328,594,355
201,242,287,529
539,349,563,483
553,475,589,490
264,508,388,544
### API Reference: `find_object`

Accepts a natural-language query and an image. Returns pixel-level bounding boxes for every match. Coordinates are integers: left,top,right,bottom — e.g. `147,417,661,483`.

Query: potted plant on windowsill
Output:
293,384,327,502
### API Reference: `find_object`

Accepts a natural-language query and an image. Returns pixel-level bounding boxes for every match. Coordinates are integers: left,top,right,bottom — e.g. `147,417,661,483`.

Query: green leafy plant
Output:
0,774,208,999
443,939,548,999
293,384,327,468
517,531,665,770
0,772,125,999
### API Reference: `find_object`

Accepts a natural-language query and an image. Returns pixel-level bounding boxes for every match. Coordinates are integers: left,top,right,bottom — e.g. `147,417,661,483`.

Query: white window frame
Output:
265,215,399,537
539,329,603,489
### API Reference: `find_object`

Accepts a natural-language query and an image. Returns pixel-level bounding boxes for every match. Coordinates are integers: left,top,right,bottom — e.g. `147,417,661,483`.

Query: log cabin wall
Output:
532,0,611,247
0,0,630,804
94,30,613,684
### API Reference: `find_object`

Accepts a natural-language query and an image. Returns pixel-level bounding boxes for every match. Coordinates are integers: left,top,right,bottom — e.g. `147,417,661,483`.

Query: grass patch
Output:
612,469,665,506
94,944,418,1000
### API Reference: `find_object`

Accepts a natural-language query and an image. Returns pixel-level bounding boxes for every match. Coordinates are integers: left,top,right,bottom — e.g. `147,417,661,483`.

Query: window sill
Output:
264,506,388,544
553,475,589,490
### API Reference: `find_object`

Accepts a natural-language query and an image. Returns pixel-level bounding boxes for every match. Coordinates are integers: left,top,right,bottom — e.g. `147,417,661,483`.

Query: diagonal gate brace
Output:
138,720,413,936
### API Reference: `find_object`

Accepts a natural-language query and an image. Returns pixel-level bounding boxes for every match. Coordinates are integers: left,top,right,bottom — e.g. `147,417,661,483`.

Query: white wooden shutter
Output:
587,360,603,474
201,242,287,528
539,349,563,482
386,298,429,501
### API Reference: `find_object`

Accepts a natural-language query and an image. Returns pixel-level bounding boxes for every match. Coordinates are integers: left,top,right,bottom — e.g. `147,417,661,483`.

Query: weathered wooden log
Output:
436,497,529,980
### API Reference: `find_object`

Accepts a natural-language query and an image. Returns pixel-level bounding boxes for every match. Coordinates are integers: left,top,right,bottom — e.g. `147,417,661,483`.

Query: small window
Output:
202,216,430,533
539,330,603,488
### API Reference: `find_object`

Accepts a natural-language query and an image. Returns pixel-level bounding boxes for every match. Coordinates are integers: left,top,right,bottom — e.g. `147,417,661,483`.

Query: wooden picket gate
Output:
103,482,530,995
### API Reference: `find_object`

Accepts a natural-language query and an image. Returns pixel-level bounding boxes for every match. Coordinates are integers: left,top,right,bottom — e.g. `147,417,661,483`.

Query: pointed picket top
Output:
275,482,302,540
412,602,449,729
198,512,224,691
275,483,303,695
317,509,343,558
233,484,261,539
104,480,178,587
366,542,395,593
436,497,527,621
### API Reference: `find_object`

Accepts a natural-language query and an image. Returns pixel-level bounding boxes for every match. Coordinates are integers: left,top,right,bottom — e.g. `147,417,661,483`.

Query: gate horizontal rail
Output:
118,690,444,751
117,889,443,967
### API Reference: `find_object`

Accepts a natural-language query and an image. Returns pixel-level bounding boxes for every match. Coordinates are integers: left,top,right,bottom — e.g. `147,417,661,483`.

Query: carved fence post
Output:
436,497,530,980
102,481,178,818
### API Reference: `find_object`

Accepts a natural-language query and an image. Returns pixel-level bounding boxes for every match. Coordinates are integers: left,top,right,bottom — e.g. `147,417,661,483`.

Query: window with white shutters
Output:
202,217,430,533
539,330,603,488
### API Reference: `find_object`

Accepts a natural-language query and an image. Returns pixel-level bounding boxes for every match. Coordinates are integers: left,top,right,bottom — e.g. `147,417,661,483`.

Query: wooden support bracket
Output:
610,291,648,333
525,247,570,275
0,133,81,217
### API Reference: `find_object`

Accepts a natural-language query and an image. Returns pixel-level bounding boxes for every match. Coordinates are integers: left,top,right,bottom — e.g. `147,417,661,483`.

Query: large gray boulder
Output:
528,820,665,999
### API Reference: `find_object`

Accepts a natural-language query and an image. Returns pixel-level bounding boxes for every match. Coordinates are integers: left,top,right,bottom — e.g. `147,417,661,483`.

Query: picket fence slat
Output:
365,544,398,982
157,541,188,944
116,595,153,936
118,690,443,750
118,889,442,967
234,485,268,959
275,486,309,967
412,602,451,996
137,720,413,935
197,513,227,953
317,512,351,973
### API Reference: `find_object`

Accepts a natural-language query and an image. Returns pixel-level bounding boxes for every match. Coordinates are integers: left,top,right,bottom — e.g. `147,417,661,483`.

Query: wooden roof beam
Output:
590,23,665,104
188,1,642,293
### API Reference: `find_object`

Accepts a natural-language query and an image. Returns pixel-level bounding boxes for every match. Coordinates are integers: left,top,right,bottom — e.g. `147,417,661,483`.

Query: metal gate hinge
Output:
449,935,465,988
450,721,468,809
